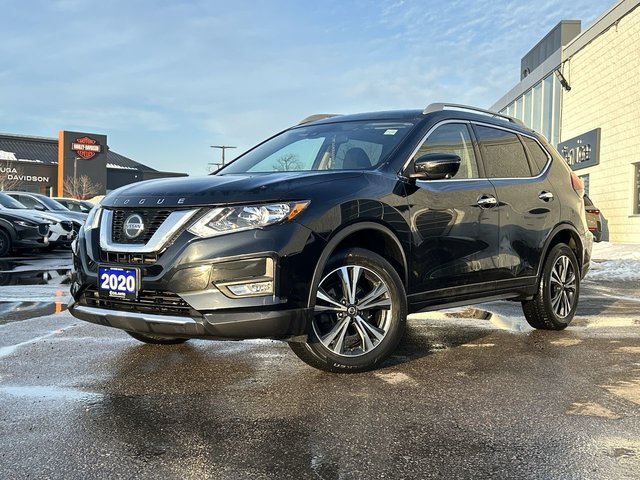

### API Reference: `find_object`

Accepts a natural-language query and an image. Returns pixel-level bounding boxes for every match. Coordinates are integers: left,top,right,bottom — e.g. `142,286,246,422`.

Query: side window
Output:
413,123,478,179
522,136,550,175
475,125,532,178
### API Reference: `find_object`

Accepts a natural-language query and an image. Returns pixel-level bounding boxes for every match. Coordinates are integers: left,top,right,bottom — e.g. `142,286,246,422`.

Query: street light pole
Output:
210,145,237,170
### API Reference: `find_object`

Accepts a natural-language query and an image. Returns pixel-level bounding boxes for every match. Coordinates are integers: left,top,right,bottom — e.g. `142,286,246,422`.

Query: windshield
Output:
0,192,28,209
37,195,70,211
219,120,416,174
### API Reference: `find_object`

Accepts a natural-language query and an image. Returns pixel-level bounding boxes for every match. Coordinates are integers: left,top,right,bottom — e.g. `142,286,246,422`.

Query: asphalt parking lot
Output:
1,252,639,479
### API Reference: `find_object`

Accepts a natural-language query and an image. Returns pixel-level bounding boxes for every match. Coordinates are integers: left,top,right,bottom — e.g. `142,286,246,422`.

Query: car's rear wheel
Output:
0,230,12,257
522,244,580,330
289,248,406,373
126,331,189,345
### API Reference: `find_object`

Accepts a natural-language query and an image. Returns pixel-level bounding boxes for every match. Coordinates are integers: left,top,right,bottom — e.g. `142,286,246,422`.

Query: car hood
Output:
25,210,76,224
101,171,364,208
48,210,87,223
0,209,49,224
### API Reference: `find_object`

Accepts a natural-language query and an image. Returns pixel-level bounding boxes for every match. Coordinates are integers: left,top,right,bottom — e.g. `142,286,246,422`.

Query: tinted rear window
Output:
475,126,532,178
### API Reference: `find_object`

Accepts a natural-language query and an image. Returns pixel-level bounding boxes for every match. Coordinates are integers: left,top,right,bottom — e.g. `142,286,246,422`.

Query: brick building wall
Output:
561,4,640,242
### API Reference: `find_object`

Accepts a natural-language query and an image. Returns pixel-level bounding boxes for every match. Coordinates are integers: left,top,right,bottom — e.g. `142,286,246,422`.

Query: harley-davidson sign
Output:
58,130,108,196
71,136,102,160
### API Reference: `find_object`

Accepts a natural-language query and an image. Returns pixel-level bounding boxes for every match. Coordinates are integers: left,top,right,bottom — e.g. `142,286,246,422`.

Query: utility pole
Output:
210,145,237,172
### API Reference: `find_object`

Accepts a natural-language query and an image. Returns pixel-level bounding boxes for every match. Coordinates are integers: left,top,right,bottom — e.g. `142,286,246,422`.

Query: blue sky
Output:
1,0,607,175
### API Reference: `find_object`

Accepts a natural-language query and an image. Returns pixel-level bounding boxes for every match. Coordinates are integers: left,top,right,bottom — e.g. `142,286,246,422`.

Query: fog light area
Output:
227,281,273,296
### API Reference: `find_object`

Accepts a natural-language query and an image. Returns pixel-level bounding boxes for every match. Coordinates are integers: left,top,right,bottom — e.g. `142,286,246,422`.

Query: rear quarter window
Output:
522,136,551,175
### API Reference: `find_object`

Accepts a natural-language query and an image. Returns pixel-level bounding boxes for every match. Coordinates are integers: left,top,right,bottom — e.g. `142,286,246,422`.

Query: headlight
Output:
83,206,102,232
13,220,36,228
188,201,310,238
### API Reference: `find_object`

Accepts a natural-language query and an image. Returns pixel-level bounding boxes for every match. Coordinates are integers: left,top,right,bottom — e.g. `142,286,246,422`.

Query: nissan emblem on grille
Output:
124,214,144,239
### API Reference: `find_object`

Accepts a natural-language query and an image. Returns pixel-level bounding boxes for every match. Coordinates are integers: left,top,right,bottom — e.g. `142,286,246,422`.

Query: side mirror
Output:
33,204,46,211
410,153,461,180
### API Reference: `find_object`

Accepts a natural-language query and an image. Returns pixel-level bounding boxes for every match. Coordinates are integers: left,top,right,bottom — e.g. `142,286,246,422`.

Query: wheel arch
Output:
536,223,584,286
306,221,408,308
0,219,17,241
0,221,16,256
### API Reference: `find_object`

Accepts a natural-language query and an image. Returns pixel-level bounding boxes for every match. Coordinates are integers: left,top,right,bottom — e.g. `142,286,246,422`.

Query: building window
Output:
634,163,640,215
515,96,523,120
552,74,562,147
532,82,542,133
524,90,532,125
542,75,553,142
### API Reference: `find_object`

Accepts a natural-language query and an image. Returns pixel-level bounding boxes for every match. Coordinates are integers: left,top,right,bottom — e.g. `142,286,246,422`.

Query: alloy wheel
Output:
549,255,577,319
313,265,393,357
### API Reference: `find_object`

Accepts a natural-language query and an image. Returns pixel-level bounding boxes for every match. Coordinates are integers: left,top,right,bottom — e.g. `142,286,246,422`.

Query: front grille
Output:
82,286,193,316
111,209,173,244
102,251,160,265
38,224,49,236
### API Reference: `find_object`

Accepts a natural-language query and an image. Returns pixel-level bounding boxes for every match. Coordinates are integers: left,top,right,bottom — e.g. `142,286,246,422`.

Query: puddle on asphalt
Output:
0,267,71,287
0,385,102,402
0,257,72,322
443,307,533,332
0,300,68,324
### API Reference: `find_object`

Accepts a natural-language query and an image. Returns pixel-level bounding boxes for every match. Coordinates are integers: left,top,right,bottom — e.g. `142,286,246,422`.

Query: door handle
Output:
477,195,498,208
538,191,554,202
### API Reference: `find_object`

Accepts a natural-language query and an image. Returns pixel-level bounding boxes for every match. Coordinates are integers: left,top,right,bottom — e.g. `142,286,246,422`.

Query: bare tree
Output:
63,175,102,199
0,161,24,190
272,153,303,172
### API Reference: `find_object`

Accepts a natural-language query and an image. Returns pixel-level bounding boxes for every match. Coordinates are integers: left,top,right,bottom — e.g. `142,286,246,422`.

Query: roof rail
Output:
423,103,526,127
297,113,341,125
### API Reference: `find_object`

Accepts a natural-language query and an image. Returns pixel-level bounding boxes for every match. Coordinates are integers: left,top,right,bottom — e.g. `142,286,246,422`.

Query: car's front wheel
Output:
289,248,407,373
0,230,12,257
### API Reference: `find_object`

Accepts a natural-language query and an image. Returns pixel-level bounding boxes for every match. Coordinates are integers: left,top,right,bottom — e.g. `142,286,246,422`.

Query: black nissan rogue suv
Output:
69,103,592,372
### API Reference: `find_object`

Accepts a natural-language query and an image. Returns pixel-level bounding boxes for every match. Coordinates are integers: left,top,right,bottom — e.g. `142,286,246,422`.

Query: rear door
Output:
405,121,501,304
472,124,560,285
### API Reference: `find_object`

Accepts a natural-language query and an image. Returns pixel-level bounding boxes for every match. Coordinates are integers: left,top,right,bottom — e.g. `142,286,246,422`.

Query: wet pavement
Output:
1,253,639,479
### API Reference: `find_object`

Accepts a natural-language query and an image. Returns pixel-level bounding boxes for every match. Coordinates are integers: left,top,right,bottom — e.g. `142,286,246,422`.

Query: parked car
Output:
0,198,50,257
5,192,88,224
0,193,76,250
69,103,593,373
53,197,96,214
5,191,86,240
584,195,603,242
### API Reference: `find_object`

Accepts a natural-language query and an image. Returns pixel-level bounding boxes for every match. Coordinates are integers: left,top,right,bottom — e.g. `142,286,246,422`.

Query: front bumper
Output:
68,300,312,341
13,225,49,249
70,218,324,341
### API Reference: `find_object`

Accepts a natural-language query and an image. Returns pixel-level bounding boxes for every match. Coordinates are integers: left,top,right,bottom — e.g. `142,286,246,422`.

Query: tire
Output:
289,248,407,373
522,244,580,330
0,229,12,257
126,331,189,345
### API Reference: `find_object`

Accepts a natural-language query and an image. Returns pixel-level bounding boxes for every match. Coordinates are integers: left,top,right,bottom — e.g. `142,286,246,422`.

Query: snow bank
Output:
591,242,640,261
588,242,640,282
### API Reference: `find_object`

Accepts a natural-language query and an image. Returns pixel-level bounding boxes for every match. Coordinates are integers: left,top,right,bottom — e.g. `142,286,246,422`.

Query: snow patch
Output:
588,260,640,282
588,242,640,282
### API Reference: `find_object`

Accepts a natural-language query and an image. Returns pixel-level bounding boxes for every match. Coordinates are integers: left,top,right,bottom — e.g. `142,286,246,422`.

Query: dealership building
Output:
0,130,185,197
491,0,640,243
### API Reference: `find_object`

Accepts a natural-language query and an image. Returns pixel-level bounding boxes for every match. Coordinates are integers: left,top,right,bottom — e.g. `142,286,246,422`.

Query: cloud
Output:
0,0,614,175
